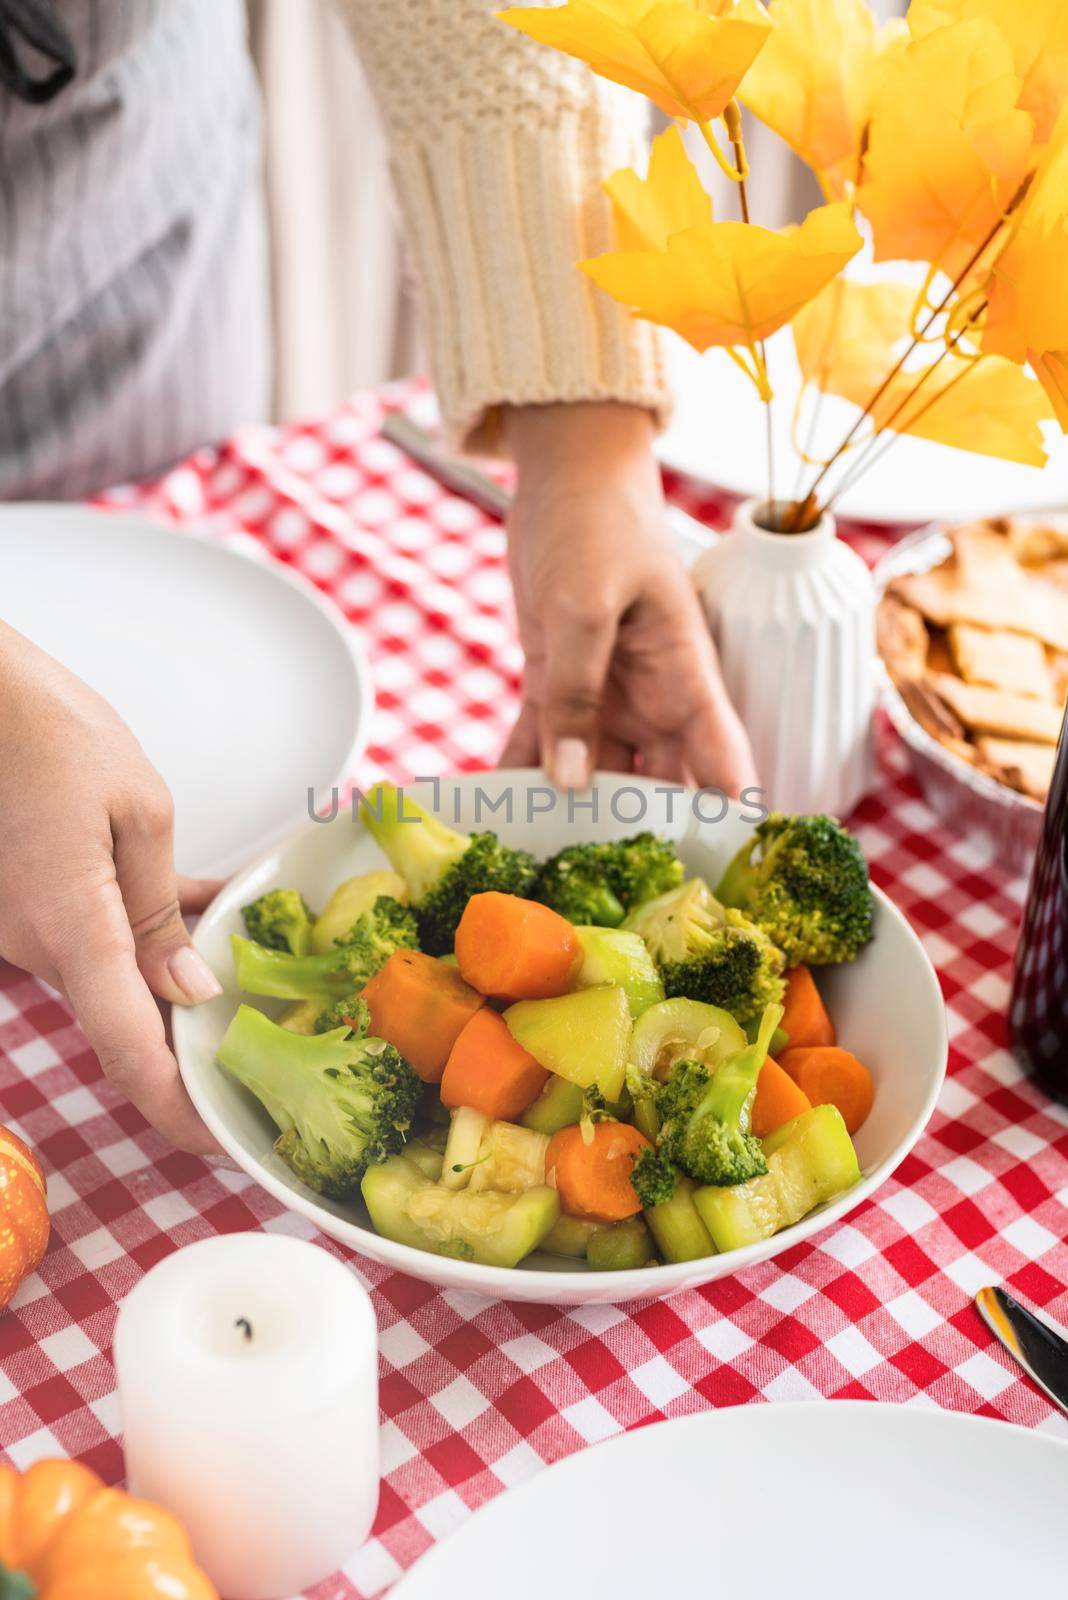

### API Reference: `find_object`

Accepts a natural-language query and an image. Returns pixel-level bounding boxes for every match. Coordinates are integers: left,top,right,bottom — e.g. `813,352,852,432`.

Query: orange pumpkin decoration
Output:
0,1128,49,1309
0,1459,218,1599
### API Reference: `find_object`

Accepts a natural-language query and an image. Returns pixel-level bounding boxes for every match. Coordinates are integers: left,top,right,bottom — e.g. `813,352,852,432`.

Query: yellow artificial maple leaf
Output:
738,0,902,197
983,102,1068,365
837,353,1052,466
792,278,915,395
856,18,1034,280
603,125,712,252
580,202,861,366
1032,352,1068,431
909,0,1068,145
496,0,772,122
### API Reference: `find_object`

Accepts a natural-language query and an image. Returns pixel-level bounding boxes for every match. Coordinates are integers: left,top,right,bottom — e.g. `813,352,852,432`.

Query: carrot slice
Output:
751,1055,812,1139
454,892,581,1002
780,965,836,1049
545,1122,651,1222
440,1008,550,1120
362,950,484,1083
778,1046,874,1135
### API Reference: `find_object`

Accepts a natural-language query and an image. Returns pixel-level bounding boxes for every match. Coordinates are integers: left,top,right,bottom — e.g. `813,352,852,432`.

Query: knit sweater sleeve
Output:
334,0,670,453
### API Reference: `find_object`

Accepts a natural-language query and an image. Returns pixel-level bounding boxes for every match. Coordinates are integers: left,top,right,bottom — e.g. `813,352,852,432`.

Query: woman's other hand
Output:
0,623,223,1153
503,402,757,794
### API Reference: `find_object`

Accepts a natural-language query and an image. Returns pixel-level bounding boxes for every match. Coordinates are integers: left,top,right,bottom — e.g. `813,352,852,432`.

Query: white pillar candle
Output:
114,1233,379,1600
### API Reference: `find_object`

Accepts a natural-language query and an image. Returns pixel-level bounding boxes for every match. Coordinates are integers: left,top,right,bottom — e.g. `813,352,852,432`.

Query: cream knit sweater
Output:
336,0,669,452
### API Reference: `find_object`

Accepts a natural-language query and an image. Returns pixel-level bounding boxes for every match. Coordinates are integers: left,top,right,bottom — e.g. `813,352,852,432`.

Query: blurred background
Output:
248,0,905,425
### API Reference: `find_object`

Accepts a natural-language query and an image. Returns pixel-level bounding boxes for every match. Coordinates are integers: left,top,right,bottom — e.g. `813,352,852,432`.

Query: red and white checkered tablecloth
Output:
2,378,1067,1599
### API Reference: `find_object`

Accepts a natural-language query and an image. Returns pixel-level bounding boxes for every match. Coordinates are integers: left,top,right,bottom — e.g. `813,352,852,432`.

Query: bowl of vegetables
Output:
174,772,947,1305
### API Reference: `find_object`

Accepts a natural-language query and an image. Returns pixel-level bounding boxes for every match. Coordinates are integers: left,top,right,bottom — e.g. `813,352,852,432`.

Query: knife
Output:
381,410,719,559
975,1285,1068,1416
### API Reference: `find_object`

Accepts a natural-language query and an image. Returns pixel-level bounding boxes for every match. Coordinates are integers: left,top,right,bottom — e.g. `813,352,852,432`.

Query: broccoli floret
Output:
533,833,683,927
232,895,417,1002
242,889,315,955
314,995,372,1036
622,878,784,1023
630,1145,677,1208
717,812,874,967
217,1005,422,1197
654,1003,782,1187
360,783,536,954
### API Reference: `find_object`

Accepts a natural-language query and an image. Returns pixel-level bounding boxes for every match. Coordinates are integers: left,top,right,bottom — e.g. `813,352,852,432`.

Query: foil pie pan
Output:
872,524,1046,876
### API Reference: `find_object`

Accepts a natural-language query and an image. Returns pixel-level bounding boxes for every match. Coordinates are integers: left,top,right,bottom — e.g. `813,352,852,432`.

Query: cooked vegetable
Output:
314,994,372,1036
655,1003,782,1187
629,1144,677,1208
541,1213,607,1259
217,1005,421,1197
717,812,874,967
454,892,580,1000
628,996,747,1081
751,1055,812,1138
441,1105,490,1190
440,1007,550,1121
586,1216,655,1271
360,783,537,954
521,1073,585,1134
361,1154,559,1267
779,1046,874,1134
532,833,683,927
505,984,631,1101
404,1139,446,1181
311,868,409,953
643,1172,715,1263
780,964,836,1048
278,999,323,1035
466,1120,549,1194
242,888,315,956
693,1104,861,1251
623,878,785,1024
572,925,665,1017
362,949,484,1082
545,1121,652,1221
231,895,417,1002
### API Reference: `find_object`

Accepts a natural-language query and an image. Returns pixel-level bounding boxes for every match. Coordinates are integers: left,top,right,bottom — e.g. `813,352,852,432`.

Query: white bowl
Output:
174,772,948,1305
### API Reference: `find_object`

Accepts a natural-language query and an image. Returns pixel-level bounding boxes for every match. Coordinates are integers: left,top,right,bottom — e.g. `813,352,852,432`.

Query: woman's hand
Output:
502,402,757,793
0,623,223,1154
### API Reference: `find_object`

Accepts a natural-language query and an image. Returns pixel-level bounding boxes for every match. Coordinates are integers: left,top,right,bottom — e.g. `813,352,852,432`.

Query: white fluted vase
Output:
693,498,875,816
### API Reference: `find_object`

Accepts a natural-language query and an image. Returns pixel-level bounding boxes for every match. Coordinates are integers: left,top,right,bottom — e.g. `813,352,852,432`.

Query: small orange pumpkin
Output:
0,1459,218,1599
0,1127,49,1309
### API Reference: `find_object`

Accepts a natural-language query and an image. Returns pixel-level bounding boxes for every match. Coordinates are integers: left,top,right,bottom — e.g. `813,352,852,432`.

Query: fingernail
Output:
168,946,223,1004
552,737,590,790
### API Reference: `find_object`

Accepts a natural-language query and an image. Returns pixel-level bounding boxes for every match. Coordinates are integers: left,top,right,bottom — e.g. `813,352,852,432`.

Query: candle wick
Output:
235,1317,253,1342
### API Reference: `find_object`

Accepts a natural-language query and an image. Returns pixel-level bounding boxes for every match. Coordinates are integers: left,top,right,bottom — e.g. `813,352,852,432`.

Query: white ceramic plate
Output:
174,772,947,1305
658,327,1068,528
0,505,371,877
391,1404,1068,1597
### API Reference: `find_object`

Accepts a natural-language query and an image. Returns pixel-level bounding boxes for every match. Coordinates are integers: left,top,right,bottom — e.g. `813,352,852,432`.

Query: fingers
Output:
539,605,618,789
177,875,225,913
53,882,222,1155
499,701,541,769
112,788,222,1007
684,684,759,798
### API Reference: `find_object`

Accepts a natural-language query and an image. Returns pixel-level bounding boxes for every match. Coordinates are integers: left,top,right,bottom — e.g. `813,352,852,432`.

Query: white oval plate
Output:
174,772,947,1305
392,1405,1068,1597
658,328,1068,528
0,505,371,877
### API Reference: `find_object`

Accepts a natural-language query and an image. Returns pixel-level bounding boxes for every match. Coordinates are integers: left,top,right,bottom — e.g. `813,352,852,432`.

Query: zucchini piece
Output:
693,1104,861,1252
362,1156,560,1267
628,997,747,1081
541,1213,606,1259
504,985,631,1101
571,927,665,1018
468,1121,549,1194
441,1106,491,1190
521,1073,584,1134
310,869,410,953
403,1140,446,1181
644,1173,715,1262
586,1216,655,1271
